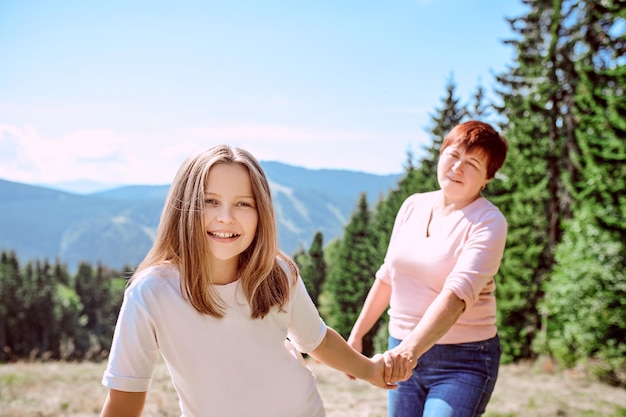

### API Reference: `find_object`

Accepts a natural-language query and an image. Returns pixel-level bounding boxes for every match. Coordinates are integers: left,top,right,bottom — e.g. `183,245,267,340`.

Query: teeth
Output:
211,232,238,238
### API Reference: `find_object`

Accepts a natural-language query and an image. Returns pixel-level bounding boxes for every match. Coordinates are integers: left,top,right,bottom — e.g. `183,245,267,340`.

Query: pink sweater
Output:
377,190,507,344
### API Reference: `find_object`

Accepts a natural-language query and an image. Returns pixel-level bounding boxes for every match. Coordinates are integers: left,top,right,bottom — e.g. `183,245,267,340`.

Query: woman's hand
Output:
382,348,415,384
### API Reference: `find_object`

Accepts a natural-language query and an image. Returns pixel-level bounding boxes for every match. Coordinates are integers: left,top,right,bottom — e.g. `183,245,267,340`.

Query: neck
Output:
439,191,481,212
210,258,240,285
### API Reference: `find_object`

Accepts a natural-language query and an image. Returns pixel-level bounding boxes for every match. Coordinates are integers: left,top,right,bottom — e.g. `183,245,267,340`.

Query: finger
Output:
401,358,412,380
383,353,394,386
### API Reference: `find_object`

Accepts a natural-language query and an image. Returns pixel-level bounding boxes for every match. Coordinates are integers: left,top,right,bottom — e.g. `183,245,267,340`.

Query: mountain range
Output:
0,161,402,271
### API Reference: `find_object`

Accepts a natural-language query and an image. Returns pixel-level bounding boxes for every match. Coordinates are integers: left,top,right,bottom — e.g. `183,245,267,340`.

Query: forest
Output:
1,0,624,388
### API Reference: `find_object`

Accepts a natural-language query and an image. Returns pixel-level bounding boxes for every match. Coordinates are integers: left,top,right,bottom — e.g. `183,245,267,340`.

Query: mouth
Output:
209,232,240,239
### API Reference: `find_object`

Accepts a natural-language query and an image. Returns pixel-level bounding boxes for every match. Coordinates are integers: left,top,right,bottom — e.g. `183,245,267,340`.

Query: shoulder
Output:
126,263,180,297
276,254,299,286
396,190,439,219
403,190,439,205
472,198,506,224
466,198,508,238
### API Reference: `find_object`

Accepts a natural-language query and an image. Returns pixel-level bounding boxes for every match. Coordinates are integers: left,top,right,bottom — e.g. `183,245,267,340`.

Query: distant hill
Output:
0,162,402,271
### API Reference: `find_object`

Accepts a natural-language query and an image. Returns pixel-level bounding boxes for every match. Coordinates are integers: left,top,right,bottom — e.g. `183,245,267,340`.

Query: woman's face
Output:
203,163,259,263
437,144,490,205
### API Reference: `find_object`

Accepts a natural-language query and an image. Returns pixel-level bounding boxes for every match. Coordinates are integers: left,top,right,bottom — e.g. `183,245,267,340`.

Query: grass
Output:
0,359,625,416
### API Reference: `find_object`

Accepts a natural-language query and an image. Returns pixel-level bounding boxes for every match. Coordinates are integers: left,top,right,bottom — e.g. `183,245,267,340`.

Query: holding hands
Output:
348,335,415,390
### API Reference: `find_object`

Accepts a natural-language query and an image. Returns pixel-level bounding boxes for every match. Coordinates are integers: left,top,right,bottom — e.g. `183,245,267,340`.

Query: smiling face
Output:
437,144,490,207
203,163,259,267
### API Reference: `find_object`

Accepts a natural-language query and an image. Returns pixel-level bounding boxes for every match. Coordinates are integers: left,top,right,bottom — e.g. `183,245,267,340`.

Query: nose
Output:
216,205,235,224
451,160,463,172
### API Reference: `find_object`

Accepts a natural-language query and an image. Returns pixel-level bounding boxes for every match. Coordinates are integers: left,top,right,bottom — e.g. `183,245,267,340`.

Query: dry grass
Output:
0,358,625,416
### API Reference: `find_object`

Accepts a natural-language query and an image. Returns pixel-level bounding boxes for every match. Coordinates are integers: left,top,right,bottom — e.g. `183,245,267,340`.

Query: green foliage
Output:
301,232,326,307
540,205,626,385
492,0,580,362
321,194,380,356
539,3,626,384
1,3,625,387
0,250,126,362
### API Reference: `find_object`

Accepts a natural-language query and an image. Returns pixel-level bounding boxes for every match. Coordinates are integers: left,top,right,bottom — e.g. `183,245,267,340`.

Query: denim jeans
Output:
387,334,501,417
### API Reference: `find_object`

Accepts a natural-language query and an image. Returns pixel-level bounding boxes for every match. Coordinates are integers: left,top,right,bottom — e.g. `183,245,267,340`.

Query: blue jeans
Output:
387,334,501,417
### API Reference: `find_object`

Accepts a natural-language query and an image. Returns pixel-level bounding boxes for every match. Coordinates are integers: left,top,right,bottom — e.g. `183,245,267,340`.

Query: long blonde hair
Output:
130,145,295,318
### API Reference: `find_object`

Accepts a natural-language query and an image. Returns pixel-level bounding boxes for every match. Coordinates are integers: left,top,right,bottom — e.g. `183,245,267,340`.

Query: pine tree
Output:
366,79,470,352
371,77,468,263
467,81,493,121
322,194,379,356
493,0,579,361
540,0,626,385
301,232,326,307
417,74,467,194
0,251,20,361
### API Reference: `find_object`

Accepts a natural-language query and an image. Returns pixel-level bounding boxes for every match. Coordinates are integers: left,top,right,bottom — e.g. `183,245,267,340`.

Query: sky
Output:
0,0,526,190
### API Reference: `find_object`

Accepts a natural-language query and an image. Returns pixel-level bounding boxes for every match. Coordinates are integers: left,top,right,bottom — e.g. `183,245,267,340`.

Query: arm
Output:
347,278,392,352
309,327,398,389
386,288,465,366
387,209,507,369
100,389,147,417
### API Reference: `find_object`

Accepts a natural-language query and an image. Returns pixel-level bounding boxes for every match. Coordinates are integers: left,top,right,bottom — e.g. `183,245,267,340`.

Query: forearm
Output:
401,289,465,361
349,279,391,340
310,327,375,381
100,389,147,417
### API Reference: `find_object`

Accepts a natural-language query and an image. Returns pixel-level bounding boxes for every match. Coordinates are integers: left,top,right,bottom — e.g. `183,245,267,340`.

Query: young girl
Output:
99,145,402,417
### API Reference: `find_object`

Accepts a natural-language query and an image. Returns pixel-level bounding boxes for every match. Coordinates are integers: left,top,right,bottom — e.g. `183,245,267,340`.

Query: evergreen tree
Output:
371,77,468,263
366,79,469,352
493,0,578,361
301,232,326,307
467,81,492,121
322,194,379,356
540,0,626,385
0,251,20,361
33,259,58,356
417,74,467,194
292,247,310,287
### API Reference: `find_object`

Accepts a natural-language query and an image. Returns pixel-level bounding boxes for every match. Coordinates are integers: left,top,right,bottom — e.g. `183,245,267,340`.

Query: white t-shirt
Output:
102,261,327,417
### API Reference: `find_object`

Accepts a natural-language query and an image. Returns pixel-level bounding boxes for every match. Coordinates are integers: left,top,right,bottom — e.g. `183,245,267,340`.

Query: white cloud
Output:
0,121,425,187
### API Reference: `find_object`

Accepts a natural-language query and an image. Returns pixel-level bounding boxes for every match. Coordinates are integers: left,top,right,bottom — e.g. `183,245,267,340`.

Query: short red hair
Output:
440,120,508,179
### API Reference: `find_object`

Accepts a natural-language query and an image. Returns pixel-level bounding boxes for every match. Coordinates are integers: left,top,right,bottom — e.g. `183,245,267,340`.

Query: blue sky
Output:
0,0,525,189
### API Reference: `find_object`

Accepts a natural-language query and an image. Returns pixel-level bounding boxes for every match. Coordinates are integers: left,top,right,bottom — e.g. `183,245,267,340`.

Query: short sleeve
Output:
286,277,327,354
102,282,161,392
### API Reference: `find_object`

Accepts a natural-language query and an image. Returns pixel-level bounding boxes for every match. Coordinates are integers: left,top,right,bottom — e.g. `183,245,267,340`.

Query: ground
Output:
0,358,625,416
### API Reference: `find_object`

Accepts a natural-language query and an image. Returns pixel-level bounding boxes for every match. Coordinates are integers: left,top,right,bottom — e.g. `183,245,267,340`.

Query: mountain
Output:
0,162,402,271
40,179,122,194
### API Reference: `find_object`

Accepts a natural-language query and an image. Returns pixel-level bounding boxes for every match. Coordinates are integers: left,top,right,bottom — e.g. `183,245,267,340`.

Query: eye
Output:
204,198,219,206
237,201,255,208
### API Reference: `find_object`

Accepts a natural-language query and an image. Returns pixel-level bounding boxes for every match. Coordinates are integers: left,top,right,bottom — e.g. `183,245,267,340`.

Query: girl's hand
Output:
367,354,398,389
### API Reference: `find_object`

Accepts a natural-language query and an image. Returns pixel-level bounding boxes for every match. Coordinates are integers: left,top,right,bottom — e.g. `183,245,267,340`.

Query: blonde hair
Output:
130,145,296,319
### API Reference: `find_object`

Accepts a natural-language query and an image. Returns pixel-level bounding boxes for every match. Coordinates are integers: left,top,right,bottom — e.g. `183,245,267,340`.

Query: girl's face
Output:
437,144,490,206
203,163,259,264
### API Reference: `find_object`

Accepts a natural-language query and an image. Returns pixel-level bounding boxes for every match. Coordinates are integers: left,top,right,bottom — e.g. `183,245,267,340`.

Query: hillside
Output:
0,162,402,270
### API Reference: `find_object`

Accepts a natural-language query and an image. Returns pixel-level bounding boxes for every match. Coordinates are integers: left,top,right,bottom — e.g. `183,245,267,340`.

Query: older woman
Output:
349,120,509,417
